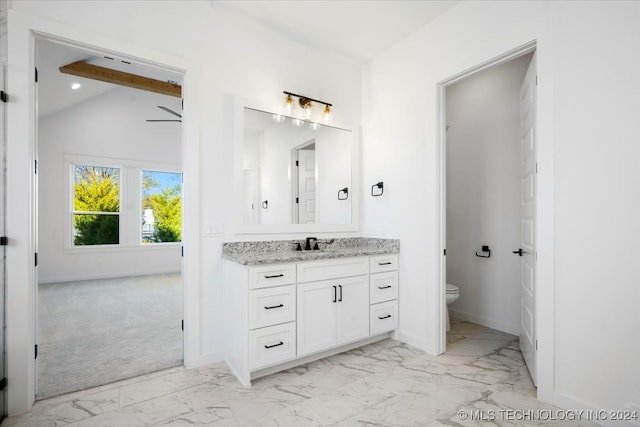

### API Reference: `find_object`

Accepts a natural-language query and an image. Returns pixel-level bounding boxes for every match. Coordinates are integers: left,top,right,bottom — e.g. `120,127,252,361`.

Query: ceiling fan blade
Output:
146,119,182,122
157,105,182,118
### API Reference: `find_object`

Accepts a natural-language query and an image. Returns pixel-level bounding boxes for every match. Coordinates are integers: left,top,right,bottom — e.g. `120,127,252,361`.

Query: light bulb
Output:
304,102,312,119
283,94,293,115
71,82,82,90
323,104,331,123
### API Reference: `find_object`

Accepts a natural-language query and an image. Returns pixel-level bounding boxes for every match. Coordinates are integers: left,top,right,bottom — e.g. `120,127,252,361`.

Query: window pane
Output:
73,214,119,245
141,170,182,243
73,165,120,246
74,165,120,212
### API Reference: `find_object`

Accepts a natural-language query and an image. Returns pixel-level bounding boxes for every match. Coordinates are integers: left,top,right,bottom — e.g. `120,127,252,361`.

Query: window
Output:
73,165,120,246
141,170,182,244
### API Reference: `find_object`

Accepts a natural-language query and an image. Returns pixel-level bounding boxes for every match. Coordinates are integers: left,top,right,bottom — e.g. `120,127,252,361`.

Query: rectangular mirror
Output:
241,107,353,227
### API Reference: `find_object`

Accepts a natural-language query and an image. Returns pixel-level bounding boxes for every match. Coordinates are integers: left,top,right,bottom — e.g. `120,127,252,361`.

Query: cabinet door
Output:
297,280,337,357
336,275,370,345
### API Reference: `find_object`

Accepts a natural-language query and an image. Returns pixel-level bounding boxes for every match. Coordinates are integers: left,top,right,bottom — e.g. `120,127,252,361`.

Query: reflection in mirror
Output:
243,107,352,225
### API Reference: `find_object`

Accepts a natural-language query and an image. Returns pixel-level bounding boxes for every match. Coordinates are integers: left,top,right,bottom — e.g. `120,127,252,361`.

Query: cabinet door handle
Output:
338,284,343,302
264,273,284,279
378,314,392,320
264,304,284,310
378,285,392,289
264,341,284,349
378,262,392,266
332,285,337,303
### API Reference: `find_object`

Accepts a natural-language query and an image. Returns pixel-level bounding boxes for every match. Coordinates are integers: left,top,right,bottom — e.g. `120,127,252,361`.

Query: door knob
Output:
512,248,527,256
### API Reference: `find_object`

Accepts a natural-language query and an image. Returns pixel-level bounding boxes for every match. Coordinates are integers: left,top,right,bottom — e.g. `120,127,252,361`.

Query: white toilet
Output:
446,283,460,332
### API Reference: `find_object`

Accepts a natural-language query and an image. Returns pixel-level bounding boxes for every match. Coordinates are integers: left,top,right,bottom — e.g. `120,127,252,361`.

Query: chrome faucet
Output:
305,237,318,250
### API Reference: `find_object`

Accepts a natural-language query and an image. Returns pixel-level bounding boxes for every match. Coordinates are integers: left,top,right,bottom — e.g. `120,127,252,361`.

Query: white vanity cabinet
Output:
296,257,370,357
223,253,398,386
369,254,399,334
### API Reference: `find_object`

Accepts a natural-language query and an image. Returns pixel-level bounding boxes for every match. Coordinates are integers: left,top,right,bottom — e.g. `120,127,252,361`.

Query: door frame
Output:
6,13,201,414
435,40,553,399
291,139,315,224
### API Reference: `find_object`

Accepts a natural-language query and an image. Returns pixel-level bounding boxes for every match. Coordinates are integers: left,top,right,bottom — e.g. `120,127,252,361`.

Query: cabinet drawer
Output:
249,285,296,329
297,257,369,283
370,300,398,335
248,264,296,289
369,254,398,273
249,322,296,370
370,271,398,304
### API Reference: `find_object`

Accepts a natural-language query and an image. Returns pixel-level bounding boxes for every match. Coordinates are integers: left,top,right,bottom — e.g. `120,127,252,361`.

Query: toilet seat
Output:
446,283,459,294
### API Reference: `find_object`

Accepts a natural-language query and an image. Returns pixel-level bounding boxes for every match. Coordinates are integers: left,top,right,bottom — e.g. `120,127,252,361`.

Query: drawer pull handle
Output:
332,285,337,303
338,284,343,302
378,314,392,320
378,285,392,289
264,341,284,349
264,274,284,279
378,262,392,266
264,304,284,310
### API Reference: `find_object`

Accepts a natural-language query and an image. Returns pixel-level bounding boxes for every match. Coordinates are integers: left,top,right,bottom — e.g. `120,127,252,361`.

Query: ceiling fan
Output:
146,105,182,123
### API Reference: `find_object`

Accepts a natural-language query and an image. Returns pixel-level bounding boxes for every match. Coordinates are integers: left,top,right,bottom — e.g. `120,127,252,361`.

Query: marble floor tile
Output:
2,320,598,427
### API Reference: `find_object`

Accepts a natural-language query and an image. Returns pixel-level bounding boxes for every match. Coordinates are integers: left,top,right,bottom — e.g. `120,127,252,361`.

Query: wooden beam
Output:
59,61,181,98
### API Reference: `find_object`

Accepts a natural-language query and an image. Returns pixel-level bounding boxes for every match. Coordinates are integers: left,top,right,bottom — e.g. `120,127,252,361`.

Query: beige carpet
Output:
36,273,183,399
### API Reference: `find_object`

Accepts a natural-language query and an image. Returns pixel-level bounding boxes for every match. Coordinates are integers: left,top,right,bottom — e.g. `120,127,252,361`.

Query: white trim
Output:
449,309,519,336
38,269,181,285
6,10,201,415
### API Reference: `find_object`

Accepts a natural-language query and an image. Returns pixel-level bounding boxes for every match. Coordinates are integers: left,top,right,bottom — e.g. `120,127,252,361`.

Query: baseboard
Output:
39,269,181,284
449,308,519,336
553,392,640,427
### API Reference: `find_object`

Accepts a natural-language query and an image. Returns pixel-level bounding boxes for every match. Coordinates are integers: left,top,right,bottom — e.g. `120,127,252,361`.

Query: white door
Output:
518,52,537,384
297,149,316,224
297,280,337,357
336,275,370,345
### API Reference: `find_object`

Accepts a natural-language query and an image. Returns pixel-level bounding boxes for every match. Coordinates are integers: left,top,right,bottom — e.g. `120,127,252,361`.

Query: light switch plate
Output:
204,223,224,237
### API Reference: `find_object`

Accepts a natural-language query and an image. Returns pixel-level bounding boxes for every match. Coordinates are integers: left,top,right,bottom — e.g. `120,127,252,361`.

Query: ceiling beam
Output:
59,61,182,98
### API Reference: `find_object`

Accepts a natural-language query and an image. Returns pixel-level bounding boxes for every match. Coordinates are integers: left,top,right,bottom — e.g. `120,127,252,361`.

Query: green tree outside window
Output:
73,165,120,245
141,171,182,243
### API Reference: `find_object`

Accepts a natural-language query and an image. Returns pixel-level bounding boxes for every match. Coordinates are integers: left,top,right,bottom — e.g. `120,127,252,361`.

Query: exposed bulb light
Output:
71,82,82,90
323,104,331,122
283,94,293,115
282,91,333,123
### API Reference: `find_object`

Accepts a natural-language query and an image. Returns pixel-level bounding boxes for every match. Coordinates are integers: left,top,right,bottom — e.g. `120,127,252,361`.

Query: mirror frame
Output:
230,96,360,234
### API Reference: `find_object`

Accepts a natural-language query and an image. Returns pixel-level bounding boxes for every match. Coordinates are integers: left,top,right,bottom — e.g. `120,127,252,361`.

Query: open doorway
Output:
35,39,184,399
438,45,537,384
293,140,316,224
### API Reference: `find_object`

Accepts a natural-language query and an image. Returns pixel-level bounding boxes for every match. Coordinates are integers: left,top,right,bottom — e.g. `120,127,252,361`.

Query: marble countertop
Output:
222,238,399,266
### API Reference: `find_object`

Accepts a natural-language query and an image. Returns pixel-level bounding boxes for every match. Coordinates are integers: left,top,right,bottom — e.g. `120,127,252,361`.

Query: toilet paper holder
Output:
475,245,491,258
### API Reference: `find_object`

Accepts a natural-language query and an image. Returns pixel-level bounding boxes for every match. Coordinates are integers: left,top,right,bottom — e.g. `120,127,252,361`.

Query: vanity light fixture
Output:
282,91,332,124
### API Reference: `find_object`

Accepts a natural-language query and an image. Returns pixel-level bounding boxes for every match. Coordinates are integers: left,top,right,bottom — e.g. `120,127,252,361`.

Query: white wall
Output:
6,1,362,414
446,55,531,335
38,86,182,283
362,0,640,419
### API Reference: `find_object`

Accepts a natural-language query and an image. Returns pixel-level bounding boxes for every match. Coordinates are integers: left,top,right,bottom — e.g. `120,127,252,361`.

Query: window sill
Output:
64,242,181,254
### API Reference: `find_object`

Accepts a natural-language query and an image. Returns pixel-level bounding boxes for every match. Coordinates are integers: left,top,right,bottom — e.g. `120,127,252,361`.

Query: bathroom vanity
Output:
222,238,399,385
